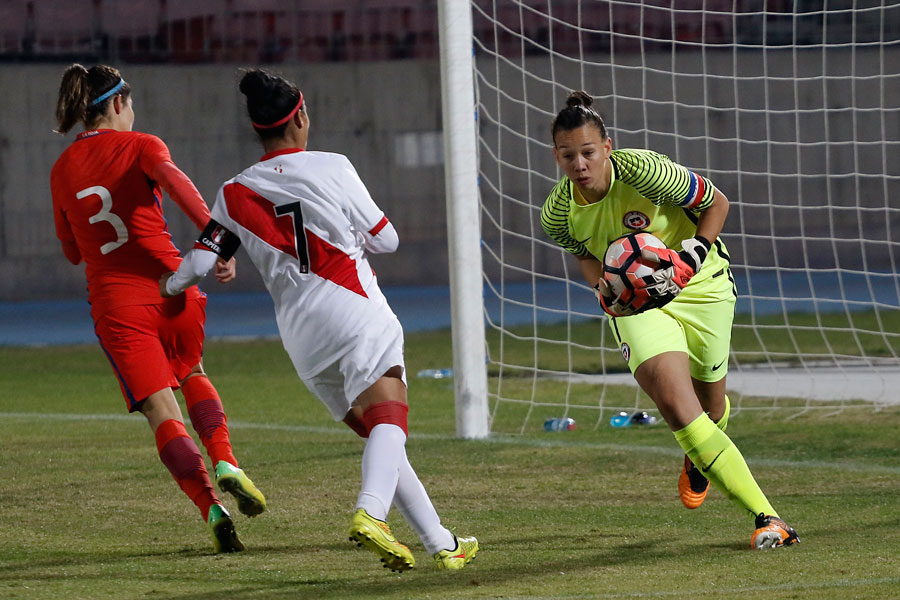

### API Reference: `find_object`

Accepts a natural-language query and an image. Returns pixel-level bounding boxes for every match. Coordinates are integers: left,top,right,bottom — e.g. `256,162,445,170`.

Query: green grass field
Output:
485,309,900,376
2,333,899,599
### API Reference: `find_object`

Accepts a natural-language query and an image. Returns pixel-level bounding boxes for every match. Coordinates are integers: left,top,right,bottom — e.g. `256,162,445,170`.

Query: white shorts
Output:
301,316,406,420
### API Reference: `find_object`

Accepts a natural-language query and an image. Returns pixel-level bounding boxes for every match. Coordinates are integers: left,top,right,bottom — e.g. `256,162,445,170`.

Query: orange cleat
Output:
751,514,800,549
679,455,710,509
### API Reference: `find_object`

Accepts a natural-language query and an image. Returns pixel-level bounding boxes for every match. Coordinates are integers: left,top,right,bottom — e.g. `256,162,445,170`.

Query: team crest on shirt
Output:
620,342,631,362
623,211,650,230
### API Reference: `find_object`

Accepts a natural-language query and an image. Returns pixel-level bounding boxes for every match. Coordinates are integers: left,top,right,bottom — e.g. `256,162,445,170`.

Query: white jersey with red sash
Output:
210,148,401,382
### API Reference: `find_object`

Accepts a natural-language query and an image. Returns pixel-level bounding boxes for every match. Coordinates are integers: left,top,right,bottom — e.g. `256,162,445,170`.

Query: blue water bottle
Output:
544,417,576,432
416,368,453,379
609,411,631,428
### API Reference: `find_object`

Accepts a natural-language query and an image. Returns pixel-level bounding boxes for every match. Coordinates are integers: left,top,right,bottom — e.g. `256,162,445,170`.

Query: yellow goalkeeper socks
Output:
673,412,776,518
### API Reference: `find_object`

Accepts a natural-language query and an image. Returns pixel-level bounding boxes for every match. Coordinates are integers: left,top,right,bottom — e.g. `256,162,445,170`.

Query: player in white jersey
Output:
161,69,478,572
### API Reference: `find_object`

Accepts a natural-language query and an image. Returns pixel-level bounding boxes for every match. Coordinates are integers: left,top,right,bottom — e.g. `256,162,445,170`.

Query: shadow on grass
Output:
1,530,724,600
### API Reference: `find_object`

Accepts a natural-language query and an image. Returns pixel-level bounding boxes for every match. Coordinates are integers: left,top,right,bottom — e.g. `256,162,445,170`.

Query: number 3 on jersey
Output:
274,202,311,273
77,185,128,255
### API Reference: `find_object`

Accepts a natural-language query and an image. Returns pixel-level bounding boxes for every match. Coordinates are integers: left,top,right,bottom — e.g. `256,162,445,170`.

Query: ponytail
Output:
54,64,130,135
55,64,90,134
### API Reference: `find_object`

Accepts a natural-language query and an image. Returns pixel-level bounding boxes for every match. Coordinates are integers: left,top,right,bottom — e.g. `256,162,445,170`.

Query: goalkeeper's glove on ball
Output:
639,235,711,297
593,279,629,317
594,277,678,317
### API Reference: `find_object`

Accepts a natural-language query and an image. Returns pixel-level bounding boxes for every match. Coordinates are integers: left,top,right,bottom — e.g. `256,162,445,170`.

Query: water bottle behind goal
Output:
543,417,576,432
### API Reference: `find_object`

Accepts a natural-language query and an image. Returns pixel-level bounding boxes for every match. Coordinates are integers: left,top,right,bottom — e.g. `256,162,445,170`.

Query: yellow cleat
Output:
433,535,479,570
751,514,800,549
348,508,415,572
207,503,244,553
215,461,267,517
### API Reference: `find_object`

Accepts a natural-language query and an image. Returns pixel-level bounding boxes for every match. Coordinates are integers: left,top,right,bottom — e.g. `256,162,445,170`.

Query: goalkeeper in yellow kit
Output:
541,91,799,549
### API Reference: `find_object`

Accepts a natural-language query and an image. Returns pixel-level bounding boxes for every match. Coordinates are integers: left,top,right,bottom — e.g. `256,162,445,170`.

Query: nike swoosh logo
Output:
711,358,727,371
701,449,725,473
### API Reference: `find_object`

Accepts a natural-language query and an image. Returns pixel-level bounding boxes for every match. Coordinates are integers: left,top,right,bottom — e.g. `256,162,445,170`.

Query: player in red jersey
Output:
50,64,266,553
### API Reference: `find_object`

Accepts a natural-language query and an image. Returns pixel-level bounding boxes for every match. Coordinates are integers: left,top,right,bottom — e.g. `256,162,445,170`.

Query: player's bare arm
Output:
694,188,729,246
576,254,604,287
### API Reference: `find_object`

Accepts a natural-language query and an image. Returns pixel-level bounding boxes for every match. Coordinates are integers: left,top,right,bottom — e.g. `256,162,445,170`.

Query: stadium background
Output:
0,1,896,347
1,7,898,597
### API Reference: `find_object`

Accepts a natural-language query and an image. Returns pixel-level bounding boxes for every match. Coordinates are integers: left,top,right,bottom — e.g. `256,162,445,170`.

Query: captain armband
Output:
197,219,241,260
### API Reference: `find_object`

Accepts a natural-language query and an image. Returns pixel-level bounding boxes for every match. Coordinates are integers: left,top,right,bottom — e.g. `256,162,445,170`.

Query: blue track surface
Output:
0,286,455,347
2,270,898,347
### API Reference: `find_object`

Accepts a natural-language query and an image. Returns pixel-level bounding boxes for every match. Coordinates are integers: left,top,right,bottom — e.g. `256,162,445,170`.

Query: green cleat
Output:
215,461,267,517
207,503,244,553
433,535,479,570
348,508,415,572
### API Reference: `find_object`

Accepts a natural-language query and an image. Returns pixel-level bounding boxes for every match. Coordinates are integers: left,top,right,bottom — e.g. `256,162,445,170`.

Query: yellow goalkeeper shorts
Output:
607,266,737,382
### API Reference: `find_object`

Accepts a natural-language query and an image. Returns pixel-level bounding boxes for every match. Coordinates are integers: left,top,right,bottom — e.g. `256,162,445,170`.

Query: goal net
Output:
463,0,900,434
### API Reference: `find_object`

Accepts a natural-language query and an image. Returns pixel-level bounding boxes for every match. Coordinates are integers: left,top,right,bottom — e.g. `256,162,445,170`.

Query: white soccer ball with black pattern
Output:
602,232,666,315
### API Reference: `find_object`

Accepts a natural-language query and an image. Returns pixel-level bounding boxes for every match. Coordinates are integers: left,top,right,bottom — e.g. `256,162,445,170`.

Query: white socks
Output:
354,423,455,554
355,423,405,520
393,454,456,555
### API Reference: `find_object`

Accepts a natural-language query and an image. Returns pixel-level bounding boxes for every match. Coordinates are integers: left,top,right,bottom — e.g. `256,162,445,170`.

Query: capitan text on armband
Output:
198,219,241,260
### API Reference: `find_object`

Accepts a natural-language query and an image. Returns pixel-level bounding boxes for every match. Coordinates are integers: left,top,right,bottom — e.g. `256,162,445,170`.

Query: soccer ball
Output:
602,232,667,315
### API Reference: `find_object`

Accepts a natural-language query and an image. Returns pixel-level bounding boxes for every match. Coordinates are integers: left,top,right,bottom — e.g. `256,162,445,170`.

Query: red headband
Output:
252,93,304,129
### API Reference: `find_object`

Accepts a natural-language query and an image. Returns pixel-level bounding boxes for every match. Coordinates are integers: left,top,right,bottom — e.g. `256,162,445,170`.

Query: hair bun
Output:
239,70,275,102
565,90,593,109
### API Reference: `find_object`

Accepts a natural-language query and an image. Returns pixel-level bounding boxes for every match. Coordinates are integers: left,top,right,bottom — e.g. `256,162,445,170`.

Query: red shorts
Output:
94,295,207,412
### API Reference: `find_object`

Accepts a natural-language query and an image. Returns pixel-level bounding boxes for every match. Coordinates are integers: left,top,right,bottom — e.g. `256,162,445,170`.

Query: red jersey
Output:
51,129,200,316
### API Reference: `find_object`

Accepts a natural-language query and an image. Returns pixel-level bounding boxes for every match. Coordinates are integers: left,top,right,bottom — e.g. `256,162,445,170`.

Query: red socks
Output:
181,376,237,467
155,419,216,520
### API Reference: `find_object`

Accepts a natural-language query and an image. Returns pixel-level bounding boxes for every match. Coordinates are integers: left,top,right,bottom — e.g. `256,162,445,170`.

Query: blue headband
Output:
90,78,125,106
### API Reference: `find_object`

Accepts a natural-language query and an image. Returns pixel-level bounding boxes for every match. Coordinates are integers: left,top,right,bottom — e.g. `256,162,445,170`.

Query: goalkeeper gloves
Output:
639,235,712,297
593,279,629,317
593,278,676,317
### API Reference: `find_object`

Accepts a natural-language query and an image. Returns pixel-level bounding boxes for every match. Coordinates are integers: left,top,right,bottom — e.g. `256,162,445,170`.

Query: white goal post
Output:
438,0,491,439
441,0,900,437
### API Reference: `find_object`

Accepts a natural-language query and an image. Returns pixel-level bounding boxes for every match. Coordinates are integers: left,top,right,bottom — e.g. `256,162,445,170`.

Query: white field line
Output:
568,369,900,405
2,411,899,475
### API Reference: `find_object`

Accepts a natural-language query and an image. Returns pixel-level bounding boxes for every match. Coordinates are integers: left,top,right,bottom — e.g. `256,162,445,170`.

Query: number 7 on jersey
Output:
274,202,311,273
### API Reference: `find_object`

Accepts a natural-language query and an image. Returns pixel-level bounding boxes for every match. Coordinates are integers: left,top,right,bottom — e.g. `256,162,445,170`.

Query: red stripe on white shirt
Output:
224,182,366,297
369,216,389,236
